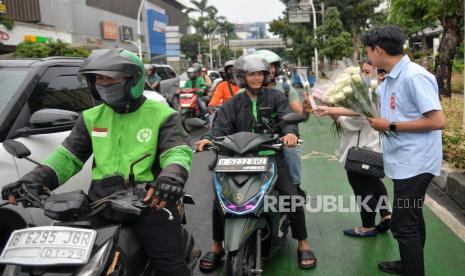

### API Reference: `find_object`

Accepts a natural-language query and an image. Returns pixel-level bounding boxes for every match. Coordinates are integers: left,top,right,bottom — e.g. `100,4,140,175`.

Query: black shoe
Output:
375,218,391,233
378,260,402,274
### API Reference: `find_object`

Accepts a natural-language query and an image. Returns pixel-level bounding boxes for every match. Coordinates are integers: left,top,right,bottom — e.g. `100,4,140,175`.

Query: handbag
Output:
344,131,385,178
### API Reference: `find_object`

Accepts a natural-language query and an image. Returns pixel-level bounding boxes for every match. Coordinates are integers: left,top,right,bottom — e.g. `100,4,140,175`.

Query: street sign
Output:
120,26,134,42
288,0,311,23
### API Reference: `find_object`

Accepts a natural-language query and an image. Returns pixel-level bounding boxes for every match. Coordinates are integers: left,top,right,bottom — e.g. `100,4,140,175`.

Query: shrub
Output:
442,95,465,169
451,71,464,94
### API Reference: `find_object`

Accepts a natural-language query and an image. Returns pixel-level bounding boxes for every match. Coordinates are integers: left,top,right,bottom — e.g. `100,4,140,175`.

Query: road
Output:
184,117,465,276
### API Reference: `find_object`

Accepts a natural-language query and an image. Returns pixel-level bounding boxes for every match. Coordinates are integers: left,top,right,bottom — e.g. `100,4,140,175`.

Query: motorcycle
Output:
189,110,306,275
0,140,200,276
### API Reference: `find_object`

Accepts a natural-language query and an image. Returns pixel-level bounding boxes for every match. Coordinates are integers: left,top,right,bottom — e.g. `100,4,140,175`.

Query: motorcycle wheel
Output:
226,239,257,276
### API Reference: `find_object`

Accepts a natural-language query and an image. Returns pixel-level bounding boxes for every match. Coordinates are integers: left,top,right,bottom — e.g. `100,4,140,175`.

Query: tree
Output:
180,33,208,62
323,0,383,61
388,0,441,51
434,0,464,97
14,40,90,58
185,0,224,38
185,0,217,19
315,7,353,64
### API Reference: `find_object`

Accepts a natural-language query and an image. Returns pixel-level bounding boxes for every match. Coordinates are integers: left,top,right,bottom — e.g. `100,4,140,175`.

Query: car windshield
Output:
0,69,30,115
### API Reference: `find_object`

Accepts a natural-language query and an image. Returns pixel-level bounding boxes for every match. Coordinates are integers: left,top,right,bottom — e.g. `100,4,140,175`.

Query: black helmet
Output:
233,54,270,88
187,67,199,80
79,48,145,100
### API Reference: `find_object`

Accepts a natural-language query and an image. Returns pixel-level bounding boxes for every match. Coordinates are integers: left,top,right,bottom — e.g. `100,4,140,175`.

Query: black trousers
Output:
91,204,190,276
346,171,391,228
212,154,308,242
391,173,434,276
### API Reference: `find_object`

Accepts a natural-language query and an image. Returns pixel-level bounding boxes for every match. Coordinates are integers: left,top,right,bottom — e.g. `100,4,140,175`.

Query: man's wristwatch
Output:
389,122,397,132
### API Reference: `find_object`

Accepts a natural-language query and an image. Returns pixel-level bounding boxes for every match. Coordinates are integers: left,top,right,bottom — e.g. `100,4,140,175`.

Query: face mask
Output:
96,82,128,111
363,76,371,87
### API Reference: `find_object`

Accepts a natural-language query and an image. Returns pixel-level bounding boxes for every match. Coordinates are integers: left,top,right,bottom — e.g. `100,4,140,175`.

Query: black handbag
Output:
344,131,385,178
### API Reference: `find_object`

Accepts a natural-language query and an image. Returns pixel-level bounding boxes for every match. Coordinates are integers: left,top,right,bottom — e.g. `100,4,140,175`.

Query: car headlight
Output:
74,239,113,276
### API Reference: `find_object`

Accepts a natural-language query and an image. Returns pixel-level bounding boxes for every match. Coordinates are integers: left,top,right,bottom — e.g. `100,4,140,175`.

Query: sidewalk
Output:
263,117,465,275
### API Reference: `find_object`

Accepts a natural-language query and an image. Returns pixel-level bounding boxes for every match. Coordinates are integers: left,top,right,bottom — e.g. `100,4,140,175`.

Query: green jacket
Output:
21,97,192,199
183,77,207,96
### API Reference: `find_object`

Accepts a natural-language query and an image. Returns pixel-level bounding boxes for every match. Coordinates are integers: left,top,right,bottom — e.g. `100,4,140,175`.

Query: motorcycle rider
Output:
183,66,210,124
253,50,309,196
208,60,239,107
2,49,193,276
195,54,317,272
146,64,161,92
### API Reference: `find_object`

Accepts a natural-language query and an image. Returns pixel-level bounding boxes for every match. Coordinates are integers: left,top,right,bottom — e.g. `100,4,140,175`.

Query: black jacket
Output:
203,88,299,139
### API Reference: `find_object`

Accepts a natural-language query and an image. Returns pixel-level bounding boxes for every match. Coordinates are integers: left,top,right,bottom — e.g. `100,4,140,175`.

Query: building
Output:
0,0,188,71
234,22,268,40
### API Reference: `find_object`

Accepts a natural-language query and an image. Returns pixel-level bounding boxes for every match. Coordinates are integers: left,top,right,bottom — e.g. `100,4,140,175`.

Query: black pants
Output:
212,154,308,242
346,171,391,228
91,204,190,276
391,173,434,276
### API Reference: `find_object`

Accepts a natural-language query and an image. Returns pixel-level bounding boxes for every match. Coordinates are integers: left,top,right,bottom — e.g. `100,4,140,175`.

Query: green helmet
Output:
254,50,282,66
79,48,145,100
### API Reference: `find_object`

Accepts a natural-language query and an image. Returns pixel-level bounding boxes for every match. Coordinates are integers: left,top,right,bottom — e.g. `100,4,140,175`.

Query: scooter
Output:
190,110,306,275
0,140,200,276
177,88,200,120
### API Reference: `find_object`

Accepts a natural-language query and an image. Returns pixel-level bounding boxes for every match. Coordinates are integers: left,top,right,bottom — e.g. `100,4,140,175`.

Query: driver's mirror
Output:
17,109,79,137
282,113,307,124
3,139,31,159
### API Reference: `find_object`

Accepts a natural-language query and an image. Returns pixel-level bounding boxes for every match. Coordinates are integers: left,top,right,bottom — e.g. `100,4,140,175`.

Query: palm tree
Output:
185,0,217,19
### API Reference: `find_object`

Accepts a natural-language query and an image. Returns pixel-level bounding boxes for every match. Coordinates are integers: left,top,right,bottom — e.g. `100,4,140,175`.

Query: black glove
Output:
149,177,184,203
1,181,43,201
1,181,22,200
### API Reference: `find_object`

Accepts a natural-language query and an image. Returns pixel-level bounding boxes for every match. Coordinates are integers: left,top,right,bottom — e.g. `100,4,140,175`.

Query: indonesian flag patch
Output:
92,127,108,137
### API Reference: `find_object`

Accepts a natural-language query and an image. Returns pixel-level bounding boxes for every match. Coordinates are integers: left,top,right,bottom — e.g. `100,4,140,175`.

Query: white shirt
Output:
338,116,382,163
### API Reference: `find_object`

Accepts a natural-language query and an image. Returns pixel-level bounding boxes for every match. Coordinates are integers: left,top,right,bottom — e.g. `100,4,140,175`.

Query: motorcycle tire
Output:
226,238,257,276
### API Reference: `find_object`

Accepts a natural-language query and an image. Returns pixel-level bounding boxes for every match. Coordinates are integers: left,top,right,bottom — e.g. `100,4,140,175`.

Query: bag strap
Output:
227,81,234,98
356,130,361,147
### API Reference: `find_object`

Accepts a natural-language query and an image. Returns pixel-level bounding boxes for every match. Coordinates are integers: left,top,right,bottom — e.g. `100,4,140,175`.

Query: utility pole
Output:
136,0,146,60
310,0,318,79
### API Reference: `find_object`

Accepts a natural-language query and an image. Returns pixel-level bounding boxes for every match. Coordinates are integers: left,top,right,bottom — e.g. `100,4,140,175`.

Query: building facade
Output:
0,0,187,70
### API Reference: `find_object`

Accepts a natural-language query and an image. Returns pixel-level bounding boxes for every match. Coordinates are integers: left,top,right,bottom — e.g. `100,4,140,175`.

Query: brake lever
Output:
133,200,174,221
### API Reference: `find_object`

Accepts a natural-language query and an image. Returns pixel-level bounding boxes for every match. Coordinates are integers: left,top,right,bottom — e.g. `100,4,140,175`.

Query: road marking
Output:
301,150,339,161
425,195,465,243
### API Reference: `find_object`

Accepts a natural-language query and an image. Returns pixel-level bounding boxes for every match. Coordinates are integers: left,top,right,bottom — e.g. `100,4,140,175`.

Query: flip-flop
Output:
297,250,317,270
199,251,225,273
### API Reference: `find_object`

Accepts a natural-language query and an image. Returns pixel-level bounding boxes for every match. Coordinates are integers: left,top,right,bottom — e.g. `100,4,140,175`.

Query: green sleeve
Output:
43,145,84,185
183,80,192,88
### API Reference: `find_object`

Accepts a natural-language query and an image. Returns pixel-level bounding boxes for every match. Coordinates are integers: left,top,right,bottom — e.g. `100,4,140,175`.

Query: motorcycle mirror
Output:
185,118,205,129
282,113,307,124
3,139,31,159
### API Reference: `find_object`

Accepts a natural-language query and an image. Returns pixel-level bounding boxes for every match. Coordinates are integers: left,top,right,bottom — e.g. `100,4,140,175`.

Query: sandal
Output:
199,251,225,273
297,250,317,270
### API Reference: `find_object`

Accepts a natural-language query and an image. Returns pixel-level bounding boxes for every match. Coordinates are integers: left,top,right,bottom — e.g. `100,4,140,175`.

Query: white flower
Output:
327,96,335,104
342,86,353,94
345,66,361,75
335,74,351,86
351,74,363,84
334,92,345,102
370,80,378,90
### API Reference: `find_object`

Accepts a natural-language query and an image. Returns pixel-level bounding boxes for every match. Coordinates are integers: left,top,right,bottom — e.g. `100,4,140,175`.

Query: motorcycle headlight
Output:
74,239,113,276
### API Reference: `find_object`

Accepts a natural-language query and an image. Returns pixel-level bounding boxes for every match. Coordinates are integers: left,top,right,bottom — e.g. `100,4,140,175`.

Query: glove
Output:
149,177,184,203
1,181,22,200
1,181,43,201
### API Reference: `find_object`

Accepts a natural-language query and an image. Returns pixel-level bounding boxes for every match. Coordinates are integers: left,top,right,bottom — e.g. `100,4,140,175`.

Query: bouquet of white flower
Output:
323,66,380,118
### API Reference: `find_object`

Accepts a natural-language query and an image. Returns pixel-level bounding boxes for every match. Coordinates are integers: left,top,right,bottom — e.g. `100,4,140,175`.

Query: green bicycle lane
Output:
261,117,465,276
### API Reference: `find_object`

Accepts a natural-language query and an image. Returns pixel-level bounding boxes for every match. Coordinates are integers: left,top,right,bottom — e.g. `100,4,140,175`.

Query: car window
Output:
29,67,93,113
0,69,30,116
155,67,169,80
165,67,176,78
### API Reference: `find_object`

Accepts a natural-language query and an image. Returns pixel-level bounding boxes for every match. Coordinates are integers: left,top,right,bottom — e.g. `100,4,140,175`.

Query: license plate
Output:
180,93,194,98
215,157,269,172
0,226,97,266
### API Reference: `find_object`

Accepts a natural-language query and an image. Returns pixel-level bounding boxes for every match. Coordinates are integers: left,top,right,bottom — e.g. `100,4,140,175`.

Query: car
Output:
0,58,167,194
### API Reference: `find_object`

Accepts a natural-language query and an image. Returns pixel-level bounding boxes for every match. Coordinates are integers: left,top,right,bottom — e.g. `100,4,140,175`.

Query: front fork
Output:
251,228,263,275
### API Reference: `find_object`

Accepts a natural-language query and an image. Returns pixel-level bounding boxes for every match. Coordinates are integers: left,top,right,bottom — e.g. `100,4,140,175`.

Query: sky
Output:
203,0,286,23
